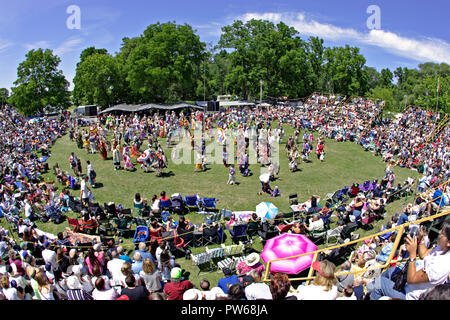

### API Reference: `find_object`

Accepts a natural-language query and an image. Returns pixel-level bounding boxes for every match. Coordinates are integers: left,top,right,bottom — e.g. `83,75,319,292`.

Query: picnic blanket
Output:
64,227,100,245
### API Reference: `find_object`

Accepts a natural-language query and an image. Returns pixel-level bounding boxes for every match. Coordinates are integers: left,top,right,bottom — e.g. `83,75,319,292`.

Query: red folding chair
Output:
68,218,80,233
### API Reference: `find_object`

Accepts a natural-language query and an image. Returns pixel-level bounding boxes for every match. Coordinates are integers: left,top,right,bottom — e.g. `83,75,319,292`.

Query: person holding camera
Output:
367,222,450,300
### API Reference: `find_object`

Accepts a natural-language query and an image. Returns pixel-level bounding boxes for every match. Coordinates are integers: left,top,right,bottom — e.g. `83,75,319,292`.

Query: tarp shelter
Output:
98,102,203,114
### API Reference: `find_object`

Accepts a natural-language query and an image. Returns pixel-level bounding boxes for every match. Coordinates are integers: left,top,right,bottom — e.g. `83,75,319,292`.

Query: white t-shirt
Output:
92,287,119,300
107,258,125,283
42,248,57,271
80,180,89,199
405,246,450,300
3,287,19,300
245,282,272,300
24,203,33,218
295,284,338,300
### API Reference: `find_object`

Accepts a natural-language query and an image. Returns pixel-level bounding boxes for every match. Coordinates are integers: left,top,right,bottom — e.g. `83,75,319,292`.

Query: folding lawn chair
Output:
184,195,199,211
201,197,219,211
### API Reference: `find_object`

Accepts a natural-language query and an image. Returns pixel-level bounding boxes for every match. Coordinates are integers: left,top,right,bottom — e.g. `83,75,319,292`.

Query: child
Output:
272,186,280,197
227,165,236,185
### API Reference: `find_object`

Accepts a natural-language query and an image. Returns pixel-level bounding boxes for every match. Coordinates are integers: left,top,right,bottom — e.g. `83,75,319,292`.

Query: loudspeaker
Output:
85,106,97,116
206,101,219,112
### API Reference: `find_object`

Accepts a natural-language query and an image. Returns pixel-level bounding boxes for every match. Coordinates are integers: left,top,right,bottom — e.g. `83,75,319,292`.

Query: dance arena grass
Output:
4,124,420,287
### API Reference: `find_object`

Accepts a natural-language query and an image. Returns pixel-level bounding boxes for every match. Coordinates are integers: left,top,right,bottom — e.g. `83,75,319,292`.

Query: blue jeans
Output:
368,267,406,300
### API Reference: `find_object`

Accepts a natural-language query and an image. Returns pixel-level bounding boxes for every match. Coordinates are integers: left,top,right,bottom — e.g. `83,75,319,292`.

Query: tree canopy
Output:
9,49,71,116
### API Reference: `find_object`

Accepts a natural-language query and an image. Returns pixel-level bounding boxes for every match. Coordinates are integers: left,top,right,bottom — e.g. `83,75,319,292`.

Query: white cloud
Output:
238,12,450,64
24,41,50,51
54,38,84,56
0,39,13,53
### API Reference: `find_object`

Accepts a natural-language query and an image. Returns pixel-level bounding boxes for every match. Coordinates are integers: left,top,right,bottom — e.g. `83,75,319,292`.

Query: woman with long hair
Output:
294,260,338,300
139,258,162,293
85,247,103,276
35,271,58,300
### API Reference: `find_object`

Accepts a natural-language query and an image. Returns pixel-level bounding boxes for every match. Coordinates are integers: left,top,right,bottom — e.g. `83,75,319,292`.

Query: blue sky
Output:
0,0,449,91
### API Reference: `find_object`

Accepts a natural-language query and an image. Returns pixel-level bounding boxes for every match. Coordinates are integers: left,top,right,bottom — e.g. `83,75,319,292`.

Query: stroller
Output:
170,193,186,215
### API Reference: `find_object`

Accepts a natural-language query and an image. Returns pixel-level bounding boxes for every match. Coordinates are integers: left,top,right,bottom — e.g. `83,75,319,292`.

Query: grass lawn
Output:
3,122,420,287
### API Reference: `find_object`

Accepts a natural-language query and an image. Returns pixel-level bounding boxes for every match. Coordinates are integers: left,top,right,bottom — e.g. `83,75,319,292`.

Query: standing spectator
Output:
80,176,90,206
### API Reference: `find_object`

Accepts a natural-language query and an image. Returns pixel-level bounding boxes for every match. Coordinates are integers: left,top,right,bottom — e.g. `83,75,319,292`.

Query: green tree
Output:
364,66,381,90
367,86,396,111
415,75,449,113
0,88,9,106
72,53,123,108
120,22,206,103
380,68,393,87
9,49,71,116
323,45,368,96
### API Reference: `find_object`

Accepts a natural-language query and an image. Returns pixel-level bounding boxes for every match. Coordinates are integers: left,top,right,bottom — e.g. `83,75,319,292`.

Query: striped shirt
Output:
66,289,93,300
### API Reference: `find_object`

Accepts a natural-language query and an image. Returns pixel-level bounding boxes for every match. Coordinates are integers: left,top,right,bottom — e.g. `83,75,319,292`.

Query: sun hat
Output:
183,288,203,300
170,267,182,279
66,275,82,290
245,252,260,267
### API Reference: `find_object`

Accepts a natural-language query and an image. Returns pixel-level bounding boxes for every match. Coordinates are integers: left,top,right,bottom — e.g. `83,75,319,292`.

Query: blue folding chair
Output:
161,211,171,224
201,197,219,211
184,195,199,211
159,199,172,211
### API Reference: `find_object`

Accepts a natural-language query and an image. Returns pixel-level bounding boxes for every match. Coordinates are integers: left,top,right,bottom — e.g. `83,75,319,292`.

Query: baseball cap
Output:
170,267,182,279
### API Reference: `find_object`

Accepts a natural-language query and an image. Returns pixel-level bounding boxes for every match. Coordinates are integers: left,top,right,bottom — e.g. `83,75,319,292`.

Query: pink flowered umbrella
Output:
261,233,317,274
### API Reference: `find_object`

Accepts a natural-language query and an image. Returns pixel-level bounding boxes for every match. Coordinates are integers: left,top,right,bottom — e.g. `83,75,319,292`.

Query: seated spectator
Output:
367,222,450,300
269,272,297,300
336,261,354,295
289,221,307,235
163,267,194,300
217,267,239,294
92,277,118,300
294,260,338,300
65,275,93,300
227,283,246,300
243,270,272,300
132,252,143,274
304,214,325,234
134,242,156,265
236,253,265,278
418,283,450,300
376,233,396,263
199,278,226,300
336,284,357,300
139,258,162,294
120,274,149,300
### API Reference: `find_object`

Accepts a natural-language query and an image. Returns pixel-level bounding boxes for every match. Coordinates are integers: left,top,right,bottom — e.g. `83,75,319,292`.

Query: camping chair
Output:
205,246,226,271
359,180,371,193
184,195,199,211
201,197,219,211
133,217,148,227
104,202,116,217
225,223,248,244
360,212,376,230
98,220,115,237
221,242,245,260
120,208,132,217
309,226,327,244
202,224,221,246
170,193,186,215
288,193,298,205
247,220,261,239
205,211,222,225
113,216,132,238
257,221,279,243
220,209,233,220
159,199,172,212
161,211,171,224
172,230,188,257
133,226,149,244
326,227,342,245
368,179,378,191
191,251,213,275
325,190,340,205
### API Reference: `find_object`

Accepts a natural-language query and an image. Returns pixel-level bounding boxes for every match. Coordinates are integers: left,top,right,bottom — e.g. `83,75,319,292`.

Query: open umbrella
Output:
256,202,278,221
261,233,317,274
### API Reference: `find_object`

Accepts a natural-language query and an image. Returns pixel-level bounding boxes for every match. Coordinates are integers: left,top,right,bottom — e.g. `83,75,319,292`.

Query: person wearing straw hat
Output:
294,260,338,300
183,288,204,300
236,252,265,278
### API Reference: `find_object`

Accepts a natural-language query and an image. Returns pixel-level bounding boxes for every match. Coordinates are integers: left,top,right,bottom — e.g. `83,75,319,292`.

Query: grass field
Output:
2,122,420,287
